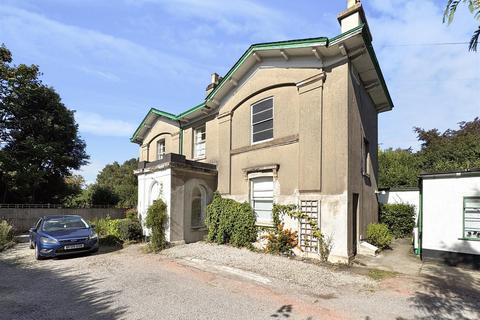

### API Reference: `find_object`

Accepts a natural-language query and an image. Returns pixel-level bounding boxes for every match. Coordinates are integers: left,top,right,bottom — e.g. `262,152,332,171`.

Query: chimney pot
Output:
206,72,222,96
211,73,220,85
347,0,359,8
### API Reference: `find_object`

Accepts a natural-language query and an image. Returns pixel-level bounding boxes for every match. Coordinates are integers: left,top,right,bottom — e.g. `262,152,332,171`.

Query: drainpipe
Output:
178,126,183,155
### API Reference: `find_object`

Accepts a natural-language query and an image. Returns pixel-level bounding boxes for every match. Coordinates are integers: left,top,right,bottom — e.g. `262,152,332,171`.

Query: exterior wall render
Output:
137,168,172,240
136,58,381,262
140,119,179,162
422,176,480,258
137,158,217,243
347,63,379,256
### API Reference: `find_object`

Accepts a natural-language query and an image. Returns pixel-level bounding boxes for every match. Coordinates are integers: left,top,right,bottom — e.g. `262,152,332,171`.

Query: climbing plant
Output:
272,204,333,262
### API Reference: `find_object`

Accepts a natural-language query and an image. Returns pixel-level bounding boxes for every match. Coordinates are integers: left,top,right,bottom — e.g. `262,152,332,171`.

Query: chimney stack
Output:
338,0,369,35
206,72,222,96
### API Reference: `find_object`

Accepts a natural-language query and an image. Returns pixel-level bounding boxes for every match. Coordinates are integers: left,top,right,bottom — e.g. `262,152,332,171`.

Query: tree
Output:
378,148,420,188
415,117,480,173
96,158,138,208
379,118,480,188
64,184,119,208
0,45,89,203
444,0,480,51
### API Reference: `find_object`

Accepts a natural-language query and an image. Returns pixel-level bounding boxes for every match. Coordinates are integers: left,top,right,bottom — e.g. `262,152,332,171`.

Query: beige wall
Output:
170,168,217,243
136,58,381,261
140,119,180,162
347,63,379,256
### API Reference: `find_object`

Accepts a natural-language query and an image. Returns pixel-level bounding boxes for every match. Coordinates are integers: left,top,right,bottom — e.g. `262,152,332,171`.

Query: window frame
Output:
462,196,480,241
250,175,274,226
362,138,371,177
251,97,274,145
191,185,207,229
193,124,206,159
157,139,166,160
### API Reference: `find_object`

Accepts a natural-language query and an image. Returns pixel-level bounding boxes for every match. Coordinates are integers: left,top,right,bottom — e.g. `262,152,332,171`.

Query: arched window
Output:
149,181,162,206
191,185,206,228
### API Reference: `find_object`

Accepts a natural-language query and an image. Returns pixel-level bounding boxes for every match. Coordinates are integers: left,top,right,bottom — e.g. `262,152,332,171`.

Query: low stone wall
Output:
0,208,127,233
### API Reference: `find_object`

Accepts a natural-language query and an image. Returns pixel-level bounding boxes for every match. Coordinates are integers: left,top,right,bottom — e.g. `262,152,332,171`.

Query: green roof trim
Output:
131,23,394,143
361,31,394,111
205,36,329,102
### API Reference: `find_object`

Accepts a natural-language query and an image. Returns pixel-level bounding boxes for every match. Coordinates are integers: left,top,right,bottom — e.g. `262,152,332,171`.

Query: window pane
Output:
157,140,165,160
251,177,273,223
252,109,273,124
194,125,206,158
464,198,480,238
252,98,273,114
253,119,273,134
253,129,273,143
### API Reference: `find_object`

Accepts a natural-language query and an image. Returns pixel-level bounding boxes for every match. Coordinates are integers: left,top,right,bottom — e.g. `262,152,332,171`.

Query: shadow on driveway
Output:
411,263,480,320
0,245,127,320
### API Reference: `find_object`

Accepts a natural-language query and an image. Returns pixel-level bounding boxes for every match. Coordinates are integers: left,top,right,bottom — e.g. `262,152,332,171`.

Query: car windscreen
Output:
42,217,89,232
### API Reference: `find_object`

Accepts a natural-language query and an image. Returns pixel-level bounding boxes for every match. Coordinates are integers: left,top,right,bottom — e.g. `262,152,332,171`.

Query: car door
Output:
30,218,43,244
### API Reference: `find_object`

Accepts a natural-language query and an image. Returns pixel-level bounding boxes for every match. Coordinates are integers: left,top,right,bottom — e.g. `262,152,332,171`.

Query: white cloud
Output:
367,0,480,149
124,0,320,41
76,111,136,137
0,5,208,79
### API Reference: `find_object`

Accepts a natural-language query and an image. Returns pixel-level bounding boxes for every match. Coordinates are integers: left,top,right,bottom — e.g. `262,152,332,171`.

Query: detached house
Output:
131,0,393,262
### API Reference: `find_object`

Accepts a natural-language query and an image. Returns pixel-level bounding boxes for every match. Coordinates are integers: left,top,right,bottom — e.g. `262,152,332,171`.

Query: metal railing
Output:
0,204,119,209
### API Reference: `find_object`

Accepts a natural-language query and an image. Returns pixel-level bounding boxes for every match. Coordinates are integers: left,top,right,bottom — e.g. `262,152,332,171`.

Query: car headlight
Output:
89,231,98,240
40,236,58,245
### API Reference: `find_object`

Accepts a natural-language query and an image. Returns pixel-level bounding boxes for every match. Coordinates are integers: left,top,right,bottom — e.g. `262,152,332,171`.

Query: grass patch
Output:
367,269,398,281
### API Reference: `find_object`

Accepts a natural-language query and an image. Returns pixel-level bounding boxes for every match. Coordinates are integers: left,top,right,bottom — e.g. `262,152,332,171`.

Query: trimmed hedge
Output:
380,203,415,238
205,192,257,248
366,223,393,249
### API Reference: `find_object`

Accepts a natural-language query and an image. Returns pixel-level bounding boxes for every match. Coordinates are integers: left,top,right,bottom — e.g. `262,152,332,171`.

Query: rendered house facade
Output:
131,1,393,262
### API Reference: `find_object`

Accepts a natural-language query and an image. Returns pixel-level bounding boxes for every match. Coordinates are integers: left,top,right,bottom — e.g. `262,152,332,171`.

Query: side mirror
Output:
90,224,96,229
29,227,36,233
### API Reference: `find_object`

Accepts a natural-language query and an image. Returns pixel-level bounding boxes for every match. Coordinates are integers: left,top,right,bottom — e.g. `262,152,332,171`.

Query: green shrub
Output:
118,219,143,241
366,223,393,249
0,220,13,247
145,199,168,251
91,216,142,244
125,208,138,220
264,223,298,256
205,192,257,248
380,204,415,238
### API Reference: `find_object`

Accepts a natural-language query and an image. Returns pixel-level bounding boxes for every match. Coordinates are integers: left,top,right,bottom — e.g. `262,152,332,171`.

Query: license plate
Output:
64,244,84,250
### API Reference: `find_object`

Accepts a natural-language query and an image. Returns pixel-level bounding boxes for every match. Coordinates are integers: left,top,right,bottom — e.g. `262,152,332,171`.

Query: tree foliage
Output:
95,158,138,208
379,148,420,188
379,118,480,188
444,0,480,51
414,118,480,172
64,184,119,208
0,44,88,203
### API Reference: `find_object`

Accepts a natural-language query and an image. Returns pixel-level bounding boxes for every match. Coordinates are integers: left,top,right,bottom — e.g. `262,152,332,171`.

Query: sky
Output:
0,0,479,183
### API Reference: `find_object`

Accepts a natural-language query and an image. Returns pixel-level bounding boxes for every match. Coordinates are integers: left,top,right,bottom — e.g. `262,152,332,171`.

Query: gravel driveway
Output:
1,242,479,320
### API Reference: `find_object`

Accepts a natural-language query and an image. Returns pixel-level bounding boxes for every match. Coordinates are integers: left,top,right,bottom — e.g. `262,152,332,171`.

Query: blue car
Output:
29,215,99,260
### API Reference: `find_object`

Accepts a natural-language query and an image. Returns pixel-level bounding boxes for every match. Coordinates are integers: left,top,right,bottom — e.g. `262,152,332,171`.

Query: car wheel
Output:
29,239,34,249
35,244,44,260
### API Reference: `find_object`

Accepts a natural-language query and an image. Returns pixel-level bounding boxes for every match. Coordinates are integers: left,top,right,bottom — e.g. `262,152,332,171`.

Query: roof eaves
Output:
359,30,394,111
176,102,206,119
130,108,179,144
205,36,329,103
